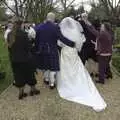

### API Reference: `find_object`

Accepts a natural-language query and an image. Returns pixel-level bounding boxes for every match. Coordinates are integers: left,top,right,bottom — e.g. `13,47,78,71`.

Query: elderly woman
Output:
7,20,40,100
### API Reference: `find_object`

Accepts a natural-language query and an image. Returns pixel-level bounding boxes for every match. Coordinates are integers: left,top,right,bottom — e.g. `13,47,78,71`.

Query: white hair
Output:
46,12,55,22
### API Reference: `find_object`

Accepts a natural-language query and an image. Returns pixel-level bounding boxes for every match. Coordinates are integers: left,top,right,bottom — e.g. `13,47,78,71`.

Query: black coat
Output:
8,29,30,62
7,28,37,87
79,20,97,64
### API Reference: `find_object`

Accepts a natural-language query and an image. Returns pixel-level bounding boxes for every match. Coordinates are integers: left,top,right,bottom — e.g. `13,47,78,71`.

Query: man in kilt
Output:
35,12,75,89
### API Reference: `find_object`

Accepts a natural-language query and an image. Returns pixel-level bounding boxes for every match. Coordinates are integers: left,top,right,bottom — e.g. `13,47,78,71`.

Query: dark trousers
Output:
78,49,98,65
11,62,37,88
98,55,112,82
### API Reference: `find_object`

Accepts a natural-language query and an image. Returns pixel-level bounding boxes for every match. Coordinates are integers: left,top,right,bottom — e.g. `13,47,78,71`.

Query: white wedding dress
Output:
57,17,107,112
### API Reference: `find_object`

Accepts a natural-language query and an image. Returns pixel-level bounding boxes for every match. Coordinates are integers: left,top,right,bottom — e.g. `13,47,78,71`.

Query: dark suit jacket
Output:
34,21,74,52
34,21,75,71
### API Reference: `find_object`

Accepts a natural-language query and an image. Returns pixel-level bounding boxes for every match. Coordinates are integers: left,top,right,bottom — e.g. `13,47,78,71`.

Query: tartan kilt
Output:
36,52,60,71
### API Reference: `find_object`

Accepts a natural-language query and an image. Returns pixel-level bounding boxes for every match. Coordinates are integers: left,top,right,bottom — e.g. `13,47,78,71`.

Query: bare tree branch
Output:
1,0,16,14
67,0,76,9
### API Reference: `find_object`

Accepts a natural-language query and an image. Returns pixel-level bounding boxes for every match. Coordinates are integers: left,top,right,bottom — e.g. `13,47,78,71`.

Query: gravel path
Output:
0,69,120,120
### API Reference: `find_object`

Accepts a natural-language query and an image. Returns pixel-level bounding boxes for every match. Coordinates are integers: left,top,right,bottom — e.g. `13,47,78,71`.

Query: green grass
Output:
115,27,120,44
0,32,13,94
114,44,120,48
112,52,120,73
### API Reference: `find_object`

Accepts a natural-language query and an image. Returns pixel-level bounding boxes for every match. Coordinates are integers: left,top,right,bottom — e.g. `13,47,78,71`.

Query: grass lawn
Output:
0,31,13,94
112,52,120,73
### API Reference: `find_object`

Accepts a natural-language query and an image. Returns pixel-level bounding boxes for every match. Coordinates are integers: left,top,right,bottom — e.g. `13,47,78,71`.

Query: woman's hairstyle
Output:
92,19,101,30
8,20,23,48
23,20,29,24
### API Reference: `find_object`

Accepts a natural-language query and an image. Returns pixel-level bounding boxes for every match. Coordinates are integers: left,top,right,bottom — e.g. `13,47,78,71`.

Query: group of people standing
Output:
76,13,113,84
4,12,114,112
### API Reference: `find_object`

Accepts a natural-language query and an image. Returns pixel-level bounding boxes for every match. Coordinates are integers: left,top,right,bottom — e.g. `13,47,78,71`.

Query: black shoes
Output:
44,78,56,89
18,87,40,100
49,84,56,89
13,81,16,86
90,73,94,77
95,73,99,77
44,80,49,85
43,78,50,85
29,89,40,96
96,80,104,84
19,92,28,100
19,89,40,100
106,74,113,79
90,73,99,78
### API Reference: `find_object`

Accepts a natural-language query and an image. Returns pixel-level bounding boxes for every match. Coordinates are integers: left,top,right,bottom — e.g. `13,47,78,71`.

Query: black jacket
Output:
8,29,30,62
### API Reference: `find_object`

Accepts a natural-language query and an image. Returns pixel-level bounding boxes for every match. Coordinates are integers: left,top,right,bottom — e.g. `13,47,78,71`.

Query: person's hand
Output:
85,20,92,26
91,40,97,50
91,40,96,45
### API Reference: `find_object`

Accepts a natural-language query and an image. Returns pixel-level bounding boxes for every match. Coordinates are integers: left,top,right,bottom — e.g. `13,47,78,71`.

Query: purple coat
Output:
34,21,74,71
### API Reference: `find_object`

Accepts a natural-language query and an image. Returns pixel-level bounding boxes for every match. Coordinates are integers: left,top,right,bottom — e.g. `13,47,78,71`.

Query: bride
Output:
57,17,107,112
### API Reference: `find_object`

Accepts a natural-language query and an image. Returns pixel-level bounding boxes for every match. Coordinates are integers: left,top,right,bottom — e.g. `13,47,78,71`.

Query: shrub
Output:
115,27,120,44
112,56,120,73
